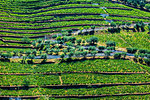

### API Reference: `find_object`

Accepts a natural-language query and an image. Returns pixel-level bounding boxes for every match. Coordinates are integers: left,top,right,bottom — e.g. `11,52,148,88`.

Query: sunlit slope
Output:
0,0,149,37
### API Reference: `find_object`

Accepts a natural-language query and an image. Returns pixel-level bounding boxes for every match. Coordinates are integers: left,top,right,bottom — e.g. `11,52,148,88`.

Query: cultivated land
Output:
0,0,150,100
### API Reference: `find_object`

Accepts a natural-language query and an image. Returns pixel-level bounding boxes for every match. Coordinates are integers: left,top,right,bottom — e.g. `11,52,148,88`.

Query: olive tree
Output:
104,50,111,59
98,46,105,52
41,53,47,63
28,54,35,64
76,39,82,45
91,50,97,59
86,36,98,45
81,51,88,59
68,52,74,59
60,53,65,60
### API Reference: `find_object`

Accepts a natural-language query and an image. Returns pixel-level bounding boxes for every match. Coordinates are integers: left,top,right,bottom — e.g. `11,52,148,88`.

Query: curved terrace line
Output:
0,82,150,88
0,18,105,24
0,21,149,34
0,93,150,99
11,6,133,14
0,18,133,25
0,71,145,75
0,22,149,34
1,21,150,32
0,35,45,38
0,38,31,44
0,24,108,34
48,93,150,98
26,2,91,10
0,13,149,19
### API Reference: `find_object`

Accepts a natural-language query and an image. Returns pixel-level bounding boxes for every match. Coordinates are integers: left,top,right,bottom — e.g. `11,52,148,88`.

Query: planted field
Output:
0,85,149,96
0,74,60,86
0,0,150,99
0,59,147,73
106,9,150,18
77,30,150,50
61,73,150,84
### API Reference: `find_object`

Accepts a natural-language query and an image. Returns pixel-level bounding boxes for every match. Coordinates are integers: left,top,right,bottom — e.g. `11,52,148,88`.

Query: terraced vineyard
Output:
0,0,150,99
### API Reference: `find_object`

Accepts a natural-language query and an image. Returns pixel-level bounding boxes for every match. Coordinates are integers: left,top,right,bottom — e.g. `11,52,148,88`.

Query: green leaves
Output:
86,36,98,45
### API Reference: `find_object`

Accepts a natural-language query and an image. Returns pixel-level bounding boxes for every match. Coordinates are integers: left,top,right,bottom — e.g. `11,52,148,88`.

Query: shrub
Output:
41,53,47,63
121,52,127,59
88,46,96,51
70,37,76,43
107,46,115,50
56,36,62,41
21,56,27,64
68,29,73,34
86,36,98,45
28,54,35,64
26,50,31,56
146,54,150,59
98,46,105,53
126,48,137,54
76,39,82,45
110,22,116,28
32,41,36,47
13,50,18,56
108,28,120,33
32,49,37,56
62,49,68,55
144,59,150,66
104,50,111,58
139,49,147,54
37,38,43,43
98,46,105,50
114,53,122,59
1,53,12,60
145,4,150,10
67,46,72,52
66,42,74,46
134,54,139,58
106,41,116,47
54,49,60,55
68,52,74,58
77,47,84,51
81,51,88,58
52,35,57,39
91,50,97,58
139,53,145,58
75,51,81,58
60,53,65,59
45,40,50,45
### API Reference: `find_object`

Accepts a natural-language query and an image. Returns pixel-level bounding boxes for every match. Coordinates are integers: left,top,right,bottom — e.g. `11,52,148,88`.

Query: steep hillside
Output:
0,0,149,100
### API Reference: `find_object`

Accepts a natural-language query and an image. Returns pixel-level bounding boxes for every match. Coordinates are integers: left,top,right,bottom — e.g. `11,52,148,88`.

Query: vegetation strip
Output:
0,72,145,75
0,38,31,44
0,45,33,48
0,18,133,24
0,93,149,99
27,3,90,10
50,93,150,98
0,82,150,89
0,35,45,38
12,6,100,14
1,13,149,19
0,24,108,34
12,7,133,14
0,96,39,99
